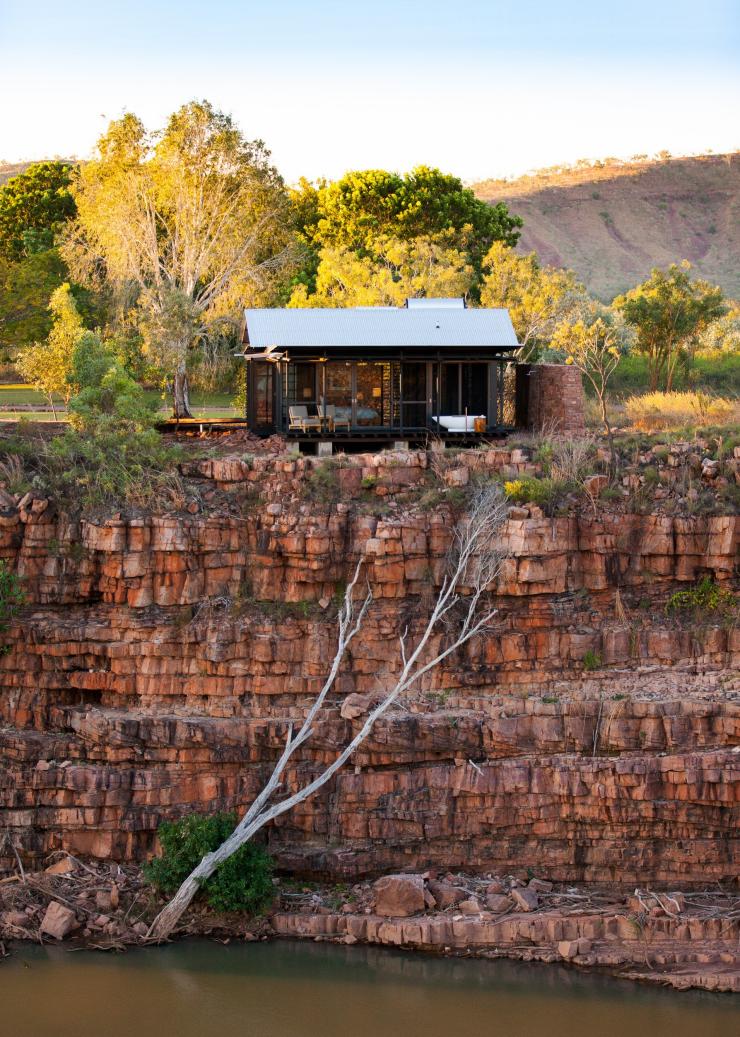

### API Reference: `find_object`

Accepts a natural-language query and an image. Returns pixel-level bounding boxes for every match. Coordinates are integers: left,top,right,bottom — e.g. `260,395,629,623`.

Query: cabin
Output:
239,298,524,450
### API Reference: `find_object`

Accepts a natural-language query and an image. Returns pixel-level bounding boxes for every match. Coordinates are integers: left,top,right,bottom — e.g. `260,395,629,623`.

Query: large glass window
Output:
355,363,385,426
441,363,487,416
401,362,427,429
252,362,274,427
324,363,353,425
287,362,316,407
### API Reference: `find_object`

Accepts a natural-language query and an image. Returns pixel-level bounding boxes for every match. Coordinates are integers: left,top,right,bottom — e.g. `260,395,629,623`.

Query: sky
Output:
1,0,738,184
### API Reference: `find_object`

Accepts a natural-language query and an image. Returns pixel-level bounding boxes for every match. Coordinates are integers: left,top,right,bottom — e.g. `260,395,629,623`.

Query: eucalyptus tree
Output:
65,102,294,417
290,167,522,299
289,232,476,307
480,242,586,361
615,263,726,391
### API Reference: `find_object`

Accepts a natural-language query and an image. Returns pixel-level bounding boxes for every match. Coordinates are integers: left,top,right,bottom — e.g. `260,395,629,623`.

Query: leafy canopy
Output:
0,161,76,261
65,101,293,415
144,812,274,914
614,263,726,391
695,304,740,359
296,166,522,254
66,332,156,433
0,248,68,354
290,167,522,299
480,242,585,357
16,283,84,407
289,233,475,308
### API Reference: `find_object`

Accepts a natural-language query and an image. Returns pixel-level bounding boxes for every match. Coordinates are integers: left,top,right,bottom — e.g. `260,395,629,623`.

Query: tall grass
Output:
625,392,737,431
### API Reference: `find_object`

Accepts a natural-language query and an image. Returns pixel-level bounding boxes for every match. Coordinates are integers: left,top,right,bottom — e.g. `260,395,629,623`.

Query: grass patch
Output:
504,476,573,513
302,460,341,504
608,353,740,395
625,392,737,431
582,649,602,671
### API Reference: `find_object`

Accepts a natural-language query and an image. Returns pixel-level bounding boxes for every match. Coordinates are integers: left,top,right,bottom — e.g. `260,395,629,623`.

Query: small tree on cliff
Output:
148,483,508,939
64,101,293,417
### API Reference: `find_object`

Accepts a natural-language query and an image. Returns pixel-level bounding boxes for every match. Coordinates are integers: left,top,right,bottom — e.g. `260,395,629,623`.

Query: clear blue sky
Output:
1,0,738,182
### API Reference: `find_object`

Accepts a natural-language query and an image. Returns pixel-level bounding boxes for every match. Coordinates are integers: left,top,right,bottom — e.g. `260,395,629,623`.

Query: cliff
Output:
0,447,737,886
474,153,740,301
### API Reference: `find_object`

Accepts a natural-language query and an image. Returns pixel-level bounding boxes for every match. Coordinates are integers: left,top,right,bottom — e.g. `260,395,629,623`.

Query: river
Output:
0,940,737,1037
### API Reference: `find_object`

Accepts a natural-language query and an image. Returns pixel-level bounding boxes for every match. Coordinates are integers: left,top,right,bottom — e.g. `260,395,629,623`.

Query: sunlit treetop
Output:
0,161,77,260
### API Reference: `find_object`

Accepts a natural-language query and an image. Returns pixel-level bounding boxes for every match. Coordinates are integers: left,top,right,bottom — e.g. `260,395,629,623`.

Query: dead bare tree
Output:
148,483,508,940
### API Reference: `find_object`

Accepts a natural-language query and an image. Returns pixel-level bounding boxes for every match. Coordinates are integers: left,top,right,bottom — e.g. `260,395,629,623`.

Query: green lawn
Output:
0,386,241,422
0,387,61,407
143,390,240,418
0,411,64,422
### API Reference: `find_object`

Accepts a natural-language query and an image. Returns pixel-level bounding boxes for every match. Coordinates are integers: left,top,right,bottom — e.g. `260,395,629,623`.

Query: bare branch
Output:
147,485,508,940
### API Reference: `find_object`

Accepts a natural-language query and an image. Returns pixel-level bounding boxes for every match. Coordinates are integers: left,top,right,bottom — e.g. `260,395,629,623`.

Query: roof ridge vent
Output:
405,297,466,309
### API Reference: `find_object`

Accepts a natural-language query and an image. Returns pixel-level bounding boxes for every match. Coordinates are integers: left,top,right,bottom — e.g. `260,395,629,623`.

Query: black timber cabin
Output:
239,298,521,450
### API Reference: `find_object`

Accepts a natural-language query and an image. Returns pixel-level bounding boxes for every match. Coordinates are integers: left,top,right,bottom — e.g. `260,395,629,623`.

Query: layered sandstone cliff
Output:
0,448,737,885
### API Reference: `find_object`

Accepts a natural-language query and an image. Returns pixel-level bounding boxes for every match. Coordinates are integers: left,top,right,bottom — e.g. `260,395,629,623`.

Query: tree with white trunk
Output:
64,101,294,418
148,483,508,940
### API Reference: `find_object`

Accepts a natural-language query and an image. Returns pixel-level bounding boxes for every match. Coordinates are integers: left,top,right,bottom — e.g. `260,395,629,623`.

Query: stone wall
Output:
527,363,586,434
0,449,736,884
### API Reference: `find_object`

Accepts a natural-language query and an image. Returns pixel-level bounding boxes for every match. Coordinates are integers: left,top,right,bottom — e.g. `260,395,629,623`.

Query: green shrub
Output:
37,426,185,511
0,560,24,652
533,442,554,472
0,335,187,514
67,332,157,433
642,465,659,486
582,649,602,671
666,576,736,620
503,476,572,512
144,812,274,915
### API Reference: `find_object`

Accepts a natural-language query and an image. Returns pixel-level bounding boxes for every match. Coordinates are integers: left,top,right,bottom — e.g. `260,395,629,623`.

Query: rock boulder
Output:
40,901,79,940
373,874,426,917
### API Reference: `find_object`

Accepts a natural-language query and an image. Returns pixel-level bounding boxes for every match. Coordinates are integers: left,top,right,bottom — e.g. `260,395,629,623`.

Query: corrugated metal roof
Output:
243,305,518,349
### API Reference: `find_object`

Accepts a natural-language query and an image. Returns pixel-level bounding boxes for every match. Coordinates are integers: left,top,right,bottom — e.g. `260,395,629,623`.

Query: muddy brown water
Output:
0,940,737,1037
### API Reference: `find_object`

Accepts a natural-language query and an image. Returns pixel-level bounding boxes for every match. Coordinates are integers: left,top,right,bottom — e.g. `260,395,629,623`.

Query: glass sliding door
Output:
401,362,428,429
250,361,275,430
441,363,488,417
287,362,316,407
461,363,487,415
324,362,353,427
354,362,385,426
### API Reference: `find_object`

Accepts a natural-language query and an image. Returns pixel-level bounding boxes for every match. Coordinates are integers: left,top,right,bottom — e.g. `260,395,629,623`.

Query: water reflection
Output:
1,940,737,1037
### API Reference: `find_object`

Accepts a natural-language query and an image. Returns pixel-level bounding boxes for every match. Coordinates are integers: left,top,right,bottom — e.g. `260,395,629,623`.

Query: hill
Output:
4,154,739,303
474,153,740,301
0,159,77,186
